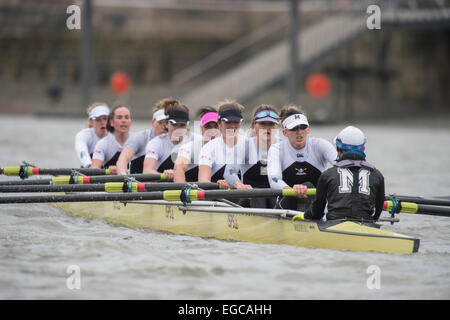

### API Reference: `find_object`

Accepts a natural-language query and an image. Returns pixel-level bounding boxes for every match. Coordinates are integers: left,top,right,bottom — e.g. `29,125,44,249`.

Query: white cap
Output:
334,126,366,150
89,105,110,119
282,114,309,130
153,108,168,121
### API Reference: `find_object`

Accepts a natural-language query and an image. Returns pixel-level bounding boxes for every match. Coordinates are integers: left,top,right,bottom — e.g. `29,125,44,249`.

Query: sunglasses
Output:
254,111,279,121
288,124,308,131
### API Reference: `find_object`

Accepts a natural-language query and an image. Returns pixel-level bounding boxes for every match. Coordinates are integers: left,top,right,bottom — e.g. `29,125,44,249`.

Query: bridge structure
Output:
175,1,450,108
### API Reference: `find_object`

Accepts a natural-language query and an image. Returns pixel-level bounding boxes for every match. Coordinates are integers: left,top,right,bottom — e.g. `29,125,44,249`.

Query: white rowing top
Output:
124,128,156,159
267,137,337,189
199,135,247,177
74,128,109,167
145,132,200,170
92,133,132,166
177,138,203,163
223,136,280,186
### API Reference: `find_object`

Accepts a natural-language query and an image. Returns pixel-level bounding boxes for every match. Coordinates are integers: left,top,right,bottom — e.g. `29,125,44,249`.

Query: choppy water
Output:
0,115,449,300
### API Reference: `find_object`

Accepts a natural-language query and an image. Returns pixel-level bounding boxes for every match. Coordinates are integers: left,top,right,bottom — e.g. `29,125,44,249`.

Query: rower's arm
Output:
142,157,159,175
267,143,289,189
90,159,103,169
91,141,105,169
198,165,212,182
116,147,135,175
173,156,189,183
74,130,92,168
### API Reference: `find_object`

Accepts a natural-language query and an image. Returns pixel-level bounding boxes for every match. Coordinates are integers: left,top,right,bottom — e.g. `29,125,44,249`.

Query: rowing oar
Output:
0,166,111,179
0,173,167,186
0,188,316,204
0,182,220,193
386,195,450,207
384,200,450,217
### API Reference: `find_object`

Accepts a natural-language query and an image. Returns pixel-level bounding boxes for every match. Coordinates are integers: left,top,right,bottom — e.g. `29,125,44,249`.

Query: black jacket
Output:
304,154,385,221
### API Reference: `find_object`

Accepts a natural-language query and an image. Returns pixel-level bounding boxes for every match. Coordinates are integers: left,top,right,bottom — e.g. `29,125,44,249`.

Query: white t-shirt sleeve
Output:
92,138,106,163
267,142,289,189
125,129,150,155
177,141,193,163
316,138,337,166
144,137,162,161
74,129,93,167
199,140,214,168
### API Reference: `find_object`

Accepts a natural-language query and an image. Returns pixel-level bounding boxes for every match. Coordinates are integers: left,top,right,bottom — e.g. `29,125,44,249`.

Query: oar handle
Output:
281,188,317,197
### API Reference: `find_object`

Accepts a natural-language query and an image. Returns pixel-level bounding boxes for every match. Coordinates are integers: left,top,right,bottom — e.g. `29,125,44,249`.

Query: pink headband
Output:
200,112,218,127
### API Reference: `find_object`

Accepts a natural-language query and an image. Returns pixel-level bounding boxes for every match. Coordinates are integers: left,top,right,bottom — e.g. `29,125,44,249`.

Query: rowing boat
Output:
0,168,423,254
50,197,420,254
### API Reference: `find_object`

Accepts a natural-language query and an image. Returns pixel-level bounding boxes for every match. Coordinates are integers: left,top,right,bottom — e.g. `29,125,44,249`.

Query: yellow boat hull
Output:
50,200,419,254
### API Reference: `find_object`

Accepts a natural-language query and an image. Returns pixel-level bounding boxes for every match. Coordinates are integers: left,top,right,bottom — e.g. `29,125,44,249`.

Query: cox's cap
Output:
168,110,190,125
153,108,168,122
334,126,366,150
282,113,309,130
218,108,243,122
89,105,110,120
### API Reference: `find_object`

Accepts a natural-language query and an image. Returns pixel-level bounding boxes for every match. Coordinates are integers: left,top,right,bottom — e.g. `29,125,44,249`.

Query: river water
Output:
0,115,449,300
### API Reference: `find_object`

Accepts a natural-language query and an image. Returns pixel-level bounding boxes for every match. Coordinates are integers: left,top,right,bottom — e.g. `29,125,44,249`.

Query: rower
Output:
173,106,220,183
74,103,110,168
91,105,133,175
198,100,247,187
296,126,385,221
116,98,177,175
223,104,280,208
143,103,200,181
267,105,337,211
